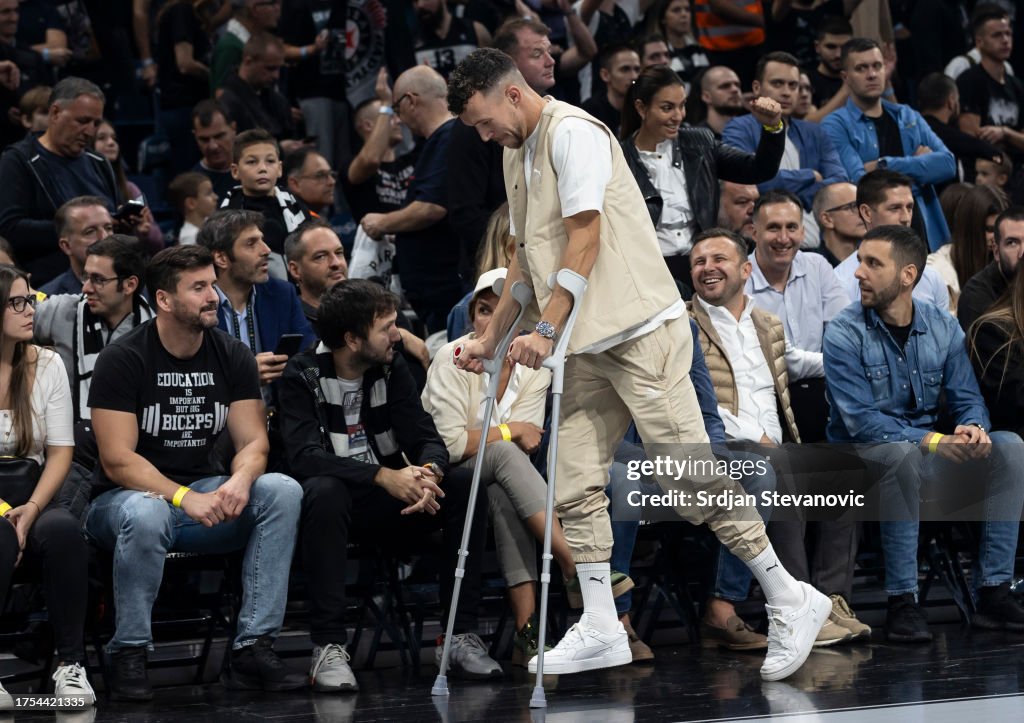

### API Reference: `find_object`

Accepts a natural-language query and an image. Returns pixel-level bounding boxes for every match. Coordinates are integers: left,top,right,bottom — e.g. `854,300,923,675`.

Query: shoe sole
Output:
443,668,503,680
760,588,831,682
528,647,632,674
971,614,1024,632
884,631,933,643
221,672,309,691
312,678,359,693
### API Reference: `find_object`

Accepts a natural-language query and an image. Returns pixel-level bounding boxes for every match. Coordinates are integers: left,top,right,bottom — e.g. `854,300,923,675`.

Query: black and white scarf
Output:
72,295,153,421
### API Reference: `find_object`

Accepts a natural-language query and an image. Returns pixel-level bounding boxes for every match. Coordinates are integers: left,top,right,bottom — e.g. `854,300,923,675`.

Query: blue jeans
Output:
712,449,776,601
872,432,1024,595
84,474,302,651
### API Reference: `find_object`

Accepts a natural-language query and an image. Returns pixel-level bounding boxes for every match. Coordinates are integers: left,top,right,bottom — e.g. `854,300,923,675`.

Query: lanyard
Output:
228,297,257,352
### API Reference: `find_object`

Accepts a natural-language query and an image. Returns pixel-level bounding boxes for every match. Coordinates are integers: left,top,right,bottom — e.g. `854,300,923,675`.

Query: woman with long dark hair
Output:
0,265,94,708
644,0,708,87
620,65,785,284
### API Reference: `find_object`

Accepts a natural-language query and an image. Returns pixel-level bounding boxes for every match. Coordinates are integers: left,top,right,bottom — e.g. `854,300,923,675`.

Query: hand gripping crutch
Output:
432,277,534,697
530,268,588,709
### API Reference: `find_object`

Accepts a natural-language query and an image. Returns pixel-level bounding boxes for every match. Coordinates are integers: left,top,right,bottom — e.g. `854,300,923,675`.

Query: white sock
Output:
747,544,803,609
576,562,620,634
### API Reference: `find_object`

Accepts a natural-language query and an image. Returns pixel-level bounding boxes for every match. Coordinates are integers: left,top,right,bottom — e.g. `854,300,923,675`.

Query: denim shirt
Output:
823,300,989,444
822,99,956,251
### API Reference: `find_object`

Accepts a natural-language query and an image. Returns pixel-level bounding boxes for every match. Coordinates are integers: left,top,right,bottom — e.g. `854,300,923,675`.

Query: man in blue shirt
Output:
822,38,955,251
723,52,847,246
823,224,1024,642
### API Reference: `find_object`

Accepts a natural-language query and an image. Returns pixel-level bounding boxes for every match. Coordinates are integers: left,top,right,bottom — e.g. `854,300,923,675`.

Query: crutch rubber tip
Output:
529,685,547,708
431,675,450,696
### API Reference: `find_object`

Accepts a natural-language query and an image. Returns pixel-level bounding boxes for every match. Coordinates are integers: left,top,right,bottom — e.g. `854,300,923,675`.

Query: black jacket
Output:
621,125,784,234
219,73,293,138
0,136,121,282
278,346,448,485
958,261,1012,334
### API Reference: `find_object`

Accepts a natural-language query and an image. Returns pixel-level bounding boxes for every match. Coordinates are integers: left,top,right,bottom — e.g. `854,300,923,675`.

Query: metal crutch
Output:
530,268,588,709
432,277,534,697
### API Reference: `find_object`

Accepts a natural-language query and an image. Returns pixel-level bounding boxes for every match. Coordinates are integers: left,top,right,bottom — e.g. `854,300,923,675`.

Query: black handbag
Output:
0,456,42,507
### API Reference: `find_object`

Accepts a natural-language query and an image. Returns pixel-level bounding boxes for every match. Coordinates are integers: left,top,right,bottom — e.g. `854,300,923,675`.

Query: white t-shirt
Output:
0,348,74,466
638,138,694,257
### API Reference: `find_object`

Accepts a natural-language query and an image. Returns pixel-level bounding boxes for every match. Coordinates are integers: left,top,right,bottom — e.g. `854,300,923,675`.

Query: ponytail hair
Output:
620,65,685,140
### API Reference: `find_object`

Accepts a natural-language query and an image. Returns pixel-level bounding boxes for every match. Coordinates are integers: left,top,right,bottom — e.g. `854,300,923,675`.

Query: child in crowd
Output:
167,172,219,245
975,152,1013,192
18,86,51,135
219,128,309,279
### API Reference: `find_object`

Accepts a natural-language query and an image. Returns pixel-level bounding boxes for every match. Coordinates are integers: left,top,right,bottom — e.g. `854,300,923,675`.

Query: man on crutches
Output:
447,48,830,683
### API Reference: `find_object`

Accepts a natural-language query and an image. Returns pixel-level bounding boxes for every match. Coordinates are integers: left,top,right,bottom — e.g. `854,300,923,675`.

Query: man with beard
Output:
448,48,829,680
85,244,306,700
803,16,852,123
718,181,759,241
694,66,745,138
823,224,1024,642
192,100,238,200
958,206,1024,331
278,279,499,690
412,0,490,81
198,210,314,391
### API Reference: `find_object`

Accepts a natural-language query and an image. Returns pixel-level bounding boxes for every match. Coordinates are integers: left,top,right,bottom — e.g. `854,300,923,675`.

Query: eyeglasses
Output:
825,201,859,214
395,92,417,114
83,274,122,289
303,170,338,182
6,295,37,314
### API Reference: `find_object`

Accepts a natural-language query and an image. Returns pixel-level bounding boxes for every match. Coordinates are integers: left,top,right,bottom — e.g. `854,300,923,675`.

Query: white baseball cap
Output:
471,267,507,304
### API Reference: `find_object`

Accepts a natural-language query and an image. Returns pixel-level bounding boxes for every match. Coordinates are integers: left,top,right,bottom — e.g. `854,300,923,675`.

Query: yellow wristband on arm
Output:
172,486,191,508
927,433,944,454
498,424,512,443
0,502,10,516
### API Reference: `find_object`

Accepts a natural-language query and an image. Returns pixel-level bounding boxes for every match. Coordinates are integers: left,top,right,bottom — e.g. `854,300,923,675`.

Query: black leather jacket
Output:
621,125,785,233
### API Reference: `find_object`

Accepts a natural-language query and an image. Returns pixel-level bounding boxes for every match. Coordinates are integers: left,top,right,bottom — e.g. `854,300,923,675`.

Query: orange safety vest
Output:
693,0,766,51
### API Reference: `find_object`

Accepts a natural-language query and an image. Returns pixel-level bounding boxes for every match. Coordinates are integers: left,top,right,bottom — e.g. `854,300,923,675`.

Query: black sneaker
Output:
221,635,308,691
885,594,933,643
974,583,1024,631
108,646,153,701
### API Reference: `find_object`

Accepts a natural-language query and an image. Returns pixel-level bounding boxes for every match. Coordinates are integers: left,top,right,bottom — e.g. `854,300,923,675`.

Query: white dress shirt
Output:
638,138,695,257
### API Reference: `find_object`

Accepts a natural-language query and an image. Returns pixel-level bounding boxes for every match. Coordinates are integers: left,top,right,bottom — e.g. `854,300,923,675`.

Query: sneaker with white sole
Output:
52,663,96,706
436,633,503,679
760,582,831,682
310,644,358,693
527,621,632,675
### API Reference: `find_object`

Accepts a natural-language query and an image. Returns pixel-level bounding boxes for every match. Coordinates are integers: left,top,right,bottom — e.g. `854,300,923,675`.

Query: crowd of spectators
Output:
0,0,1023,710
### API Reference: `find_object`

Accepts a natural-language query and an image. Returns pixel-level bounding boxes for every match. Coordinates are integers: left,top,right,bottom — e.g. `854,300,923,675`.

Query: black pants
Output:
0,506,89,663
300,466,487,647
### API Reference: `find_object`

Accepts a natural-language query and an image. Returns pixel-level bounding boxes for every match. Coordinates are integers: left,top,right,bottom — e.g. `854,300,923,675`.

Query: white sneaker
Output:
0,679,11,710
52,663,97,706
760,582,830,681
310,644,359,692
527,621,632,675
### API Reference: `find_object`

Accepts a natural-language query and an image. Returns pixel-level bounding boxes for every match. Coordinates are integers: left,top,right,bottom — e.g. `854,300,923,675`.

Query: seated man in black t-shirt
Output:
219,129,310,280
581,44,641,138
278,279,499,691
84,245,306,701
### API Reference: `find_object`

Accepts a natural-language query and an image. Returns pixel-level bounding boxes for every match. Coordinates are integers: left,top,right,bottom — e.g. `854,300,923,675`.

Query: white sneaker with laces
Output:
760,582,831,681
527,621,632,675
310,643,359,692
52,663,97,706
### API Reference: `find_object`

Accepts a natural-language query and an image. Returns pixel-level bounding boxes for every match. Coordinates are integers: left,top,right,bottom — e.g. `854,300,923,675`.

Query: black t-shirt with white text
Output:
88,321,261,485
344,148,419,222
957,64,1024,133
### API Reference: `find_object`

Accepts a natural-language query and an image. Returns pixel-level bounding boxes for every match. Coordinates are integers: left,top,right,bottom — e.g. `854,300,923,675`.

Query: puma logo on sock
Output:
765,563,778,572
589,576,606,584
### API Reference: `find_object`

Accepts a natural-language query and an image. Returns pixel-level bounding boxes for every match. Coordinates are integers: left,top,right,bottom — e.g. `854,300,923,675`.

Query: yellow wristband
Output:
927,433,944,453
172,486,191,508
0,502,10,516
498,424,512,443
762,119,784,133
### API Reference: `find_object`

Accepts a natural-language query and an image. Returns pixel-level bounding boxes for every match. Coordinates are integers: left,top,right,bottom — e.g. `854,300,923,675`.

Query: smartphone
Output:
113,199,145,221
274,333,305,358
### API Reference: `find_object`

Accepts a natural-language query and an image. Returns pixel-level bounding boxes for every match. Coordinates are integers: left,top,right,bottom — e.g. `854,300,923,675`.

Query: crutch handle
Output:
541,269,587,382
452,278,533,398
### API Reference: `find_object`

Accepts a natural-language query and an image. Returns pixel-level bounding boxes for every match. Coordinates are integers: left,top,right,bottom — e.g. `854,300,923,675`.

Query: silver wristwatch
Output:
534,320,556,340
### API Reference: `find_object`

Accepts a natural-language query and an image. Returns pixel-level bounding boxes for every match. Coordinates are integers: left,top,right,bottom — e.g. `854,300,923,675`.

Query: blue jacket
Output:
822,98,956,251
823,301,989,444
722,115,848,209
215,277,316,354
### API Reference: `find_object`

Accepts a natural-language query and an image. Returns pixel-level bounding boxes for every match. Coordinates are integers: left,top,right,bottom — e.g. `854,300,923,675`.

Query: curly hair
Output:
447,48,517,115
